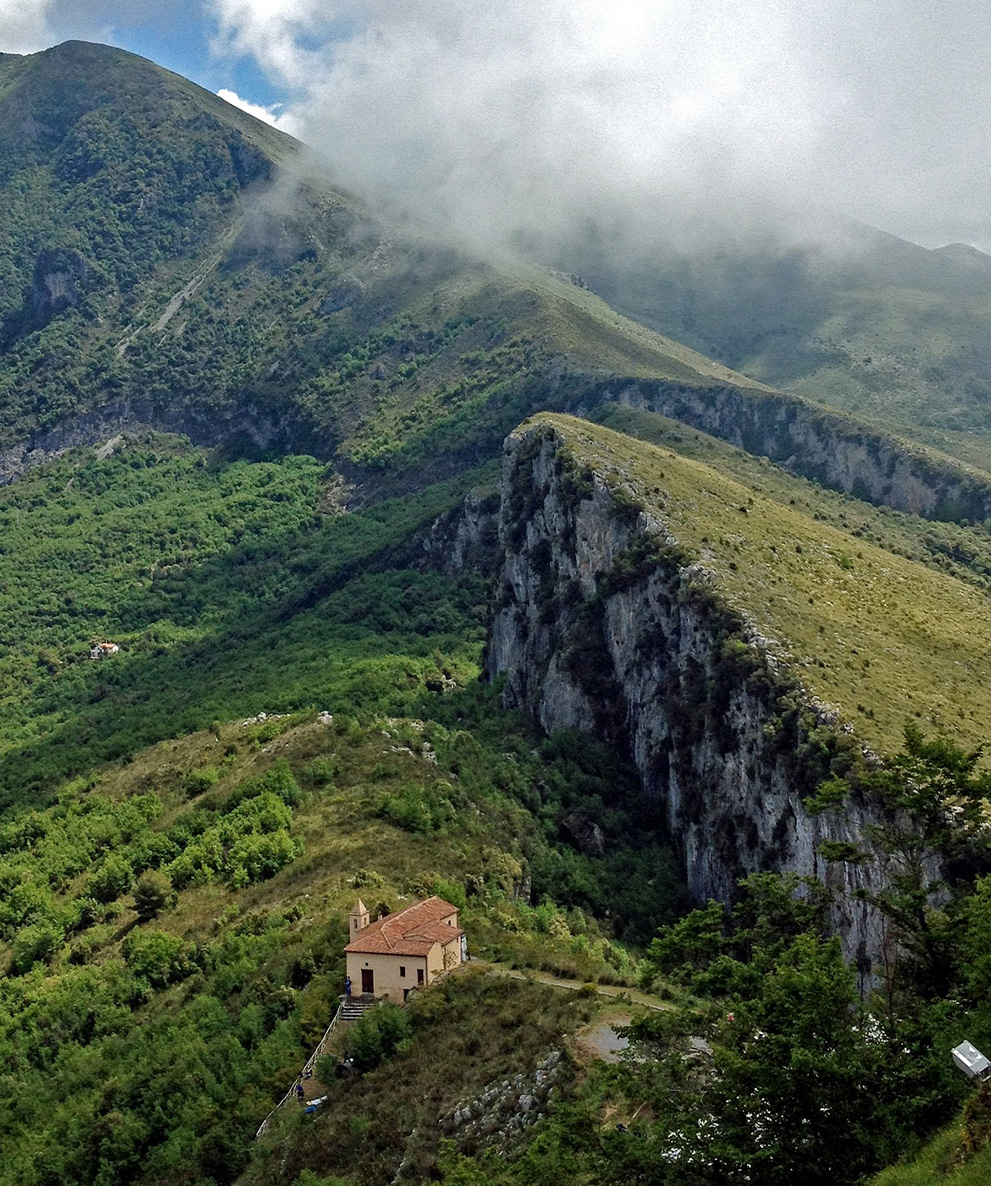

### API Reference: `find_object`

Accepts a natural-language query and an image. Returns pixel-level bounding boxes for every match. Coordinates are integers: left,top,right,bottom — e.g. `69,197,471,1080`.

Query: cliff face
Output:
485,421,886,982
0,394,317,486
588,380,991,523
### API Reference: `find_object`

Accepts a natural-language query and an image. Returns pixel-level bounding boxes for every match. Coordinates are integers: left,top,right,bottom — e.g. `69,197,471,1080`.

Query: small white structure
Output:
952,1040,991,1081
89,642,119,659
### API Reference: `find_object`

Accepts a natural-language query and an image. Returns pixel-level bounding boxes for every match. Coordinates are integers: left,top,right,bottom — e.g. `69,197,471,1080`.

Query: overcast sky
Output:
3,0,990,253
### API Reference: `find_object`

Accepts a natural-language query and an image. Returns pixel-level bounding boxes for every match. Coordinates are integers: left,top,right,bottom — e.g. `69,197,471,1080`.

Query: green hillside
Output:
533,412,991,755
5,35,991,1186
0,40,771,497
0,433,694,1186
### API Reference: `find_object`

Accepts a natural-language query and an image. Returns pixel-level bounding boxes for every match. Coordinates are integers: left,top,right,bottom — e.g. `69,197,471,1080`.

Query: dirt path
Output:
467,959,670,1012
115,218,243,357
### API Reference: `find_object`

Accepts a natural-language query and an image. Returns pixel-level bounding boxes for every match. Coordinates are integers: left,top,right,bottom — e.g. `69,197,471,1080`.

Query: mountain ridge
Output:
0,37,989,1186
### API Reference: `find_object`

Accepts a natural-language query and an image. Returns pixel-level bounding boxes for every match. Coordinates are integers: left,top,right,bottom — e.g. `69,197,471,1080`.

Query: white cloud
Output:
216,87,300,135
210,0,329,89
207,0,847,251
0,0,56,54
10,0,985,252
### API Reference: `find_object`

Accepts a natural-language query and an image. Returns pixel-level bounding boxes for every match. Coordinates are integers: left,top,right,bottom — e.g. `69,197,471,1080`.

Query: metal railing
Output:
255,999,344,1139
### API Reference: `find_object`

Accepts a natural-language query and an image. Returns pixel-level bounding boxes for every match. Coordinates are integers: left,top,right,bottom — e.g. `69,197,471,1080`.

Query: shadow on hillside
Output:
0,480,487,811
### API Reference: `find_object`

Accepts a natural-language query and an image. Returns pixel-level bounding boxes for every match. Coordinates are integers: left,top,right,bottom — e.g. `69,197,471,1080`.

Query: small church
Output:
344,895,466,1002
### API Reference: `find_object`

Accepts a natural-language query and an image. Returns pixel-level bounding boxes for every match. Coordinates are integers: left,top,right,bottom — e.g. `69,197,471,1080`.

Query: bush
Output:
315,1053,338,1087
88,854,134,903
122,929,190,987
432,877,467,911
11,919,64,973
379,783,454,834
341,1003,412,1072
133,870,175,921
186,766,220,795
227,829,301,888
303,757,336,787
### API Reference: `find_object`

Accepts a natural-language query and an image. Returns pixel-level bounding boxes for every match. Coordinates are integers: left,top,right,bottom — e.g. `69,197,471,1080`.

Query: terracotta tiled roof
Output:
344,895,463,956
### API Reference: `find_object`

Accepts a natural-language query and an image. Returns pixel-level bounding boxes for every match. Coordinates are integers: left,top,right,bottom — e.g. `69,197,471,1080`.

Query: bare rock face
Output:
601,378,991,523
0,395,310,487
484,420,887,986
31,248,97,319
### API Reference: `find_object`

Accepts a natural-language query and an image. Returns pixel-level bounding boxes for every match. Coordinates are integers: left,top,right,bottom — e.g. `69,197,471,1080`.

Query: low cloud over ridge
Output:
8,0,991,253
208,0,991,255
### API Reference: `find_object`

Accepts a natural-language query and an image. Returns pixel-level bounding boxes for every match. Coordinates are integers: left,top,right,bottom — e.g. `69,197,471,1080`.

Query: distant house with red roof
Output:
344,896,465,1001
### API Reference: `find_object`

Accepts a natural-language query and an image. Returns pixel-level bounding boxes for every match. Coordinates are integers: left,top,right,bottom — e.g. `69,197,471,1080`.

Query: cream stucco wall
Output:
347,938,463,1000
346,951,429,1001
426,936,462,978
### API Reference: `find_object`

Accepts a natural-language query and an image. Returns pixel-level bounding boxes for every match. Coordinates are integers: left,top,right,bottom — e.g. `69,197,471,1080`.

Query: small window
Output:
417,968,424,984
399,965,406,977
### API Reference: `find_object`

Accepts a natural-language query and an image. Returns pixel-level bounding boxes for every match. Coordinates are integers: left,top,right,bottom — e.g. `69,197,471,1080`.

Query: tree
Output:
88,853,135,903
341,1003,412,1072
815,722,991,997
632,876,899,1184
133,871,174,922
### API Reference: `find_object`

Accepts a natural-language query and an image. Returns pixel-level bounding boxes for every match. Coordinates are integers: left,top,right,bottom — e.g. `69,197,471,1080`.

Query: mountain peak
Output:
931,241,991,271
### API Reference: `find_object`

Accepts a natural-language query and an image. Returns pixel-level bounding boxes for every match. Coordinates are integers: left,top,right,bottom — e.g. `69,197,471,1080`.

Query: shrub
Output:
379,784,454,834
227,829,301,888
303,757,336,787
88,854,134,903
227,759,301,808
133,870,175,921
315,1053,338,1088
341,1003,412,1072
431,877,467,911
186,766,220,795
122,929,190,987
11,919,64,973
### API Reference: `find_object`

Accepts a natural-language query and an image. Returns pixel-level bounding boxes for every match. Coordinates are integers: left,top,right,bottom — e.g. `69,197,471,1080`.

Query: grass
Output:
872,1120,991,1185
594,403,991,594
511,263,772,388
249,965,594,1186
526,412,991,756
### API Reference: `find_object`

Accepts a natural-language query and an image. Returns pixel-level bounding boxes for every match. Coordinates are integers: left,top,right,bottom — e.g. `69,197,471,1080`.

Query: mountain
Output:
0,39,772,497
563,217,991,470
2,37,991,1186
7,39,988,520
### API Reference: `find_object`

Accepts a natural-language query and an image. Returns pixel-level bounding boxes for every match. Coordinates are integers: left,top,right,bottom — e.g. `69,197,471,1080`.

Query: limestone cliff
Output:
484,419,888,983
582,379,991,523
0,394,316,486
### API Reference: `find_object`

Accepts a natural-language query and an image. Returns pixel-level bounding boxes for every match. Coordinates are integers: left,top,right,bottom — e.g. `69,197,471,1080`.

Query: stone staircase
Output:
339,994,376,1022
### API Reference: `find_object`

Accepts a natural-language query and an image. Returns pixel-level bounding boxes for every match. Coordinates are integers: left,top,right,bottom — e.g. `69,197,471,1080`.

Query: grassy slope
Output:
872,1120,991,1186
531,412,991,755
594,403,991,595
507,263,770,388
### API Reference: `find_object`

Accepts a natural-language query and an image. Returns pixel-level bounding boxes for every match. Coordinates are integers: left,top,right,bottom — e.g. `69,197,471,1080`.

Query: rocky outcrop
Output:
579,379,991,524
440,1050,568,1152
0,395,315,487
485,420,887,984
419,492,501,576
31,248,97,319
